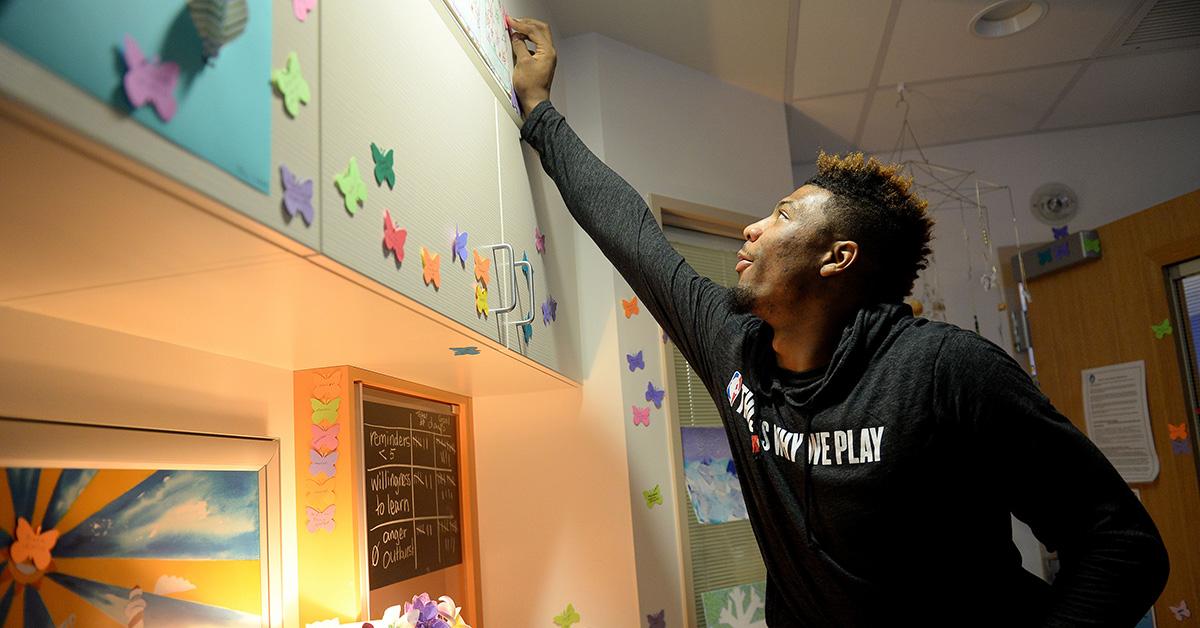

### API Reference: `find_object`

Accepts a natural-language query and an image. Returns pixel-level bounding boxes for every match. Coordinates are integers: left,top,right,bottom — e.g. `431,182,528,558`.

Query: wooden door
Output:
1023,188,1200,620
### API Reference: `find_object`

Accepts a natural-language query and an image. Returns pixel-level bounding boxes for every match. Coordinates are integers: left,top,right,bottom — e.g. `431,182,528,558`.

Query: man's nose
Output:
743,220,764,242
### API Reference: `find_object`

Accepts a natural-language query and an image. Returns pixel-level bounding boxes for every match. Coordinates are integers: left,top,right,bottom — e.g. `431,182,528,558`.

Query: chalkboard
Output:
361,393,462,590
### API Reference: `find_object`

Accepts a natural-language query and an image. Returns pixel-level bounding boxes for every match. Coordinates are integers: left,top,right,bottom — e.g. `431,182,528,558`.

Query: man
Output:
508,17,1169,627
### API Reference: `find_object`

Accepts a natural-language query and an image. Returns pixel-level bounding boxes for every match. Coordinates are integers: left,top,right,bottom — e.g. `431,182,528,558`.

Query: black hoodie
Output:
522,101,1169,627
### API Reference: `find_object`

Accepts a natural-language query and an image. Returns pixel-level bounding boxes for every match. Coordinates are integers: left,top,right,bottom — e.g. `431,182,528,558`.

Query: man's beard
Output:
730,284,757,314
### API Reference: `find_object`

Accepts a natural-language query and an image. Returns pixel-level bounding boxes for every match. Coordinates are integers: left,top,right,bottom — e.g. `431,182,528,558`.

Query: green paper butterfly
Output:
312,397,341,424
271,52,310,117
1083,238,1101,254
371,142,395,189
553,603,581,628
1036,249,1052,266
1151,318,1172,339
334,157,368,214
643,484,663,508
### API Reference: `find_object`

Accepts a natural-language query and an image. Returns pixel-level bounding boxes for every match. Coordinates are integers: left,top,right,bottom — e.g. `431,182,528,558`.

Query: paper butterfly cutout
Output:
542,296,558,325
305,505,335,533
1168,422,1188,441
306,475,335,506
451,346,480,356
520,322,533,344
421,247,442,289
122,35,180,122
622,297,640,318
632,405,650,427
1151,318,1173,339
11,517,59,570
645,381,665,409
552,603,580,628
534,226,546,254
334,157,367,214
475,283,489,317
647,609,665,628
1083,238,1101,254
1036,249,1052,266
1172,439,1192,455
474,250,491,287
371,142,395,189
58,614,76,628
1051,240,1069,260
643,484,663,508
280,165,314,226
292,0,316,21
452,228,469,266
1051,225,1068,240
311,422,340,452
271,51,310,117
520,251,530,281
309,449,338,477
311,397,340,424
627,350,645,372
383,211,407,264
306,475,333,493
979,270,997,291
1169,600,1190,620
312,370,342,401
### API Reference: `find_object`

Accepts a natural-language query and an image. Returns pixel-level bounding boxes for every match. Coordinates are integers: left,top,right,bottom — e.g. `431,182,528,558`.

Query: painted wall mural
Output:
0,467,263,626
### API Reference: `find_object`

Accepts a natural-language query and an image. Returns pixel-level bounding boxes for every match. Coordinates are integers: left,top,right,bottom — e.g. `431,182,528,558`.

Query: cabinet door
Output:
319,0,503,343
0,0,320,250
496,100,581,380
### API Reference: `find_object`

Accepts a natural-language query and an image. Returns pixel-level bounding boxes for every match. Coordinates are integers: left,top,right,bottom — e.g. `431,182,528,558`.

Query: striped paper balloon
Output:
187,0,249,60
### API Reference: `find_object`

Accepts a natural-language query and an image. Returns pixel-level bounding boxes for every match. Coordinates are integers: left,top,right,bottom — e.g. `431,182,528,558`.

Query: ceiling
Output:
553,0,1200,165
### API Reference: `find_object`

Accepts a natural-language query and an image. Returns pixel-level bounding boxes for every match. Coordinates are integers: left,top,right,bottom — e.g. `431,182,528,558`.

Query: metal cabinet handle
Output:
480,242,519,316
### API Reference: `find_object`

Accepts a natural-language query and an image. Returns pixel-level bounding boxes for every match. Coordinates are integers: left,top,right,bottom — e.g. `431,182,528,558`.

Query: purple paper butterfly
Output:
280,165,314,225
542,295,558,324
1051,240,1069,260
1051,225,1068,240
645,381,665,409
309,449,338,477
1171,439,1192,455
627,350,645,372
122,34,180,122
452,228,469,265
305,504,335,532
534,226,546,253
647,609,665,628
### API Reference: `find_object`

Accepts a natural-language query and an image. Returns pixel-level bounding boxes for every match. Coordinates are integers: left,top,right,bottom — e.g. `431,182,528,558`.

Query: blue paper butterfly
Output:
627,350,645,372
645,381,665,409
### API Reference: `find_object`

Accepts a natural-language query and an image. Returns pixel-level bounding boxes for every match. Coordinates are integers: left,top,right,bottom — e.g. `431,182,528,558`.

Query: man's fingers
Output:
509,17,553,51
511,32,532,62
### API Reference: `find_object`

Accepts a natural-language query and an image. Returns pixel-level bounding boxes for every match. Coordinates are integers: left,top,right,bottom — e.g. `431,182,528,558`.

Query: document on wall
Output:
1081,360,1160,484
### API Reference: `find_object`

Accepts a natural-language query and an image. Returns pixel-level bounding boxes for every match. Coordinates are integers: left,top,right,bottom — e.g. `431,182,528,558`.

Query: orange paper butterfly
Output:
1168,422,1188,441
473,249,491,287
421,246,441,289
11,517,59,570
622,297,640,318
312,370,342,401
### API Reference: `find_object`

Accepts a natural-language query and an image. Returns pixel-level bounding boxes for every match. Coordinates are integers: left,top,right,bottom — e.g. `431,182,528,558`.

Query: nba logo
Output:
727,371,742,406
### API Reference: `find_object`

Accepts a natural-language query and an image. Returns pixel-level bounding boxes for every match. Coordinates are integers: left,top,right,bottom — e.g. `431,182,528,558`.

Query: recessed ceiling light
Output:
969,0,1048,38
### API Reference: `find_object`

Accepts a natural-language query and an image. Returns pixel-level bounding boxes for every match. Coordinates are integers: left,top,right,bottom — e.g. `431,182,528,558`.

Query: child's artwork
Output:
0,467,263,626
701,582,767,628
680,427,748,525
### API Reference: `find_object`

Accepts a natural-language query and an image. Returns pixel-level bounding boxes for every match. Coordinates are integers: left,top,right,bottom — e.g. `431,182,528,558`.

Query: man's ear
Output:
818,240,858,278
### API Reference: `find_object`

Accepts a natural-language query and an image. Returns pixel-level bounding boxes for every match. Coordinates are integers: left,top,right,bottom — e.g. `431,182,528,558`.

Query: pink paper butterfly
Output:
631,405,650,427
309,449,338,477
122,34,180,122
311,423,340,452
305,505,335,532
292,0,316,21
534,226,546,253
1169,600,1190,620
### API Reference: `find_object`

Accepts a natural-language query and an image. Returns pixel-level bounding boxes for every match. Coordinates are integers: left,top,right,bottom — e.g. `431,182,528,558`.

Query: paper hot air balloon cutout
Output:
187,0,250,61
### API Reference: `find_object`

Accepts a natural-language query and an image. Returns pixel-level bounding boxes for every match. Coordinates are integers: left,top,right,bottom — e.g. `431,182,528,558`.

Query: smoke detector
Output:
1030,183,1079,225
970,1,1048,38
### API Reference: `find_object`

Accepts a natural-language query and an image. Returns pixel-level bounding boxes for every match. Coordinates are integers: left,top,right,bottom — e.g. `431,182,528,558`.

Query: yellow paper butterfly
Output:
311,397,340,424
475,283,488,318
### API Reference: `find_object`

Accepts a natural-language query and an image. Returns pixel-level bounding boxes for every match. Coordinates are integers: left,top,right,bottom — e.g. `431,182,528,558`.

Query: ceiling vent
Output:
1102,0,1200,55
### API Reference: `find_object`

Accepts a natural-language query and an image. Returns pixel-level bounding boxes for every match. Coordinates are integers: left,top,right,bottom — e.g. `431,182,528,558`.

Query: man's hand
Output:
509,16,556,117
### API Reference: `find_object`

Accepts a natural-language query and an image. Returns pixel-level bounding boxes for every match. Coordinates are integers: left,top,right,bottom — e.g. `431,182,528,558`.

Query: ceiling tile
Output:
1042,47,1200,129
880,0,1132,85
555,0,791,99
787,92,866,162
791,1,892,100
859,64,1082,153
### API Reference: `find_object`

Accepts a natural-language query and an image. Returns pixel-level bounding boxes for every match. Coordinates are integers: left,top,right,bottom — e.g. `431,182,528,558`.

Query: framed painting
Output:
0,416,281,627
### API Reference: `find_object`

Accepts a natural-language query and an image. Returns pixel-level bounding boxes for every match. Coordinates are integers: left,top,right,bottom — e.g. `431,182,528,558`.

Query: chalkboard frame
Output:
355,383,466,613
